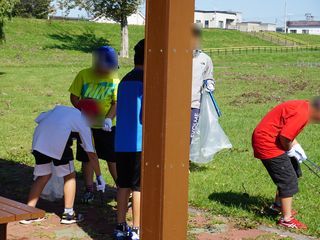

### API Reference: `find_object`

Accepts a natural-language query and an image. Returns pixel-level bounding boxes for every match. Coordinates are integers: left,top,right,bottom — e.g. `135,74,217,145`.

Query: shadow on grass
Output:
0,158,117,239
46,29,111,53
208,191,274,217
190,162,209,172
0,72,5,76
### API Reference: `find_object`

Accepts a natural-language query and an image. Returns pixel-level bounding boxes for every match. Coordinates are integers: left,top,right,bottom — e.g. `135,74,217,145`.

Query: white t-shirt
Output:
192,50,214,109
32,106,95,160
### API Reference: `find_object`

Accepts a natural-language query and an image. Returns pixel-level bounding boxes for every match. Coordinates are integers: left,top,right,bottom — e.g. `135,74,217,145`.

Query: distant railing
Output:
203,45,320,57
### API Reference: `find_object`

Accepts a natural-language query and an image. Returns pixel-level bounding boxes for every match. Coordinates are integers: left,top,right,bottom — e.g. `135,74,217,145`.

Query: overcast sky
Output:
56,0,320,26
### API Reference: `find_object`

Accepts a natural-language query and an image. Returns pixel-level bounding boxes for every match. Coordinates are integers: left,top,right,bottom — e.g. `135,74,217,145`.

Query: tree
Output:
0,0,19,43
63,0,141,58
13,0,52,19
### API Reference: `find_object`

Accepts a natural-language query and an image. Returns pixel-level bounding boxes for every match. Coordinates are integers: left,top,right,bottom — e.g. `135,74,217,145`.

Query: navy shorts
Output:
190,108,200,143
116,152,141,191
76,127,116,163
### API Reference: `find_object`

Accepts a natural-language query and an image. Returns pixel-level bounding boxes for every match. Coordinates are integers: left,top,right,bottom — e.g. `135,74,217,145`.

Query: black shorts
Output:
262,153,302,198
116,152,141,191
76,127,116,163
33,135,74,166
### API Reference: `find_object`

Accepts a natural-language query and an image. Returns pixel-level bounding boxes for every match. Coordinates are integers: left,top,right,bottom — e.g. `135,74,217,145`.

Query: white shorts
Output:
34,161,75,178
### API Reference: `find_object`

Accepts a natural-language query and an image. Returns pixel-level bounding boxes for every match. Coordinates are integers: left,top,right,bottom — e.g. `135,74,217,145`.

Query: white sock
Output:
64,208,74,215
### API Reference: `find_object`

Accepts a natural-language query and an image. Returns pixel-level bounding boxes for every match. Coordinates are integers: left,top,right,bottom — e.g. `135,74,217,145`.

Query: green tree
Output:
0,0,19,42
13,0,52,19
62,0,142,58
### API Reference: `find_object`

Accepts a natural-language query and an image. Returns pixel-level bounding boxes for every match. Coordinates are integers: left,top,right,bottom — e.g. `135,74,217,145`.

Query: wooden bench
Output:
0,196,45,240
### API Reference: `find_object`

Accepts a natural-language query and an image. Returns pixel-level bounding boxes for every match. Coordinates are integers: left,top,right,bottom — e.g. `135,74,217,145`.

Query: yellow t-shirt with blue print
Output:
69,67,120,128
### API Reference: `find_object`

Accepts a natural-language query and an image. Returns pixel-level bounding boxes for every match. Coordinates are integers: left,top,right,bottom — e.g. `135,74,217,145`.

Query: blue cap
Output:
93,46,118,70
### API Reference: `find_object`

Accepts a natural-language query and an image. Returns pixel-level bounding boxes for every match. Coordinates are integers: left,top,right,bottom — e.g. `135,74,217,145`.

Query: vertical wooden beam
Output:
141,0,195,239
0,223,7,240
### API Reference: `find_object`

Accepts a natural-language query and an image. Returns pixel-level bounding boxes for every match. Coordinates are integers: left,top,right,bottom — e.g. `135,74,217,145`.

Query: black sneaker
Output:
81,191,94,204
60,212,84,224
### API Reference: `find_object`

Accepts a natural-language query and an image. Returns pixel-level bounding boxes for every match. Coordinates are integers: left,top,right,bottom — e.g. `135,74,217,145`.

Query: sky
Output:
195,0,320,25
56,0,320,26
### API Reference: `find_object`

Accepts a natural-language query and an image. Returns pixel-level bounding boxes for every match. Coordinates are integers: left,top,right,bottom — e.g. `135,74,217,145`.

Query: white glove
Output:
96,175,106,193
204,79,215,92
287,144,307,163
102,118,112,132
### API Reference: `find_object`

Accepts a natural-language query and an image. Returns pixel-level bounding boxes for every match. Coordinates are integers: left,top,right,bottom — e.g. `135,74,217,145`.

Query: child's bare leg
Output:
64,172,76,209
275,191,281,205
107,161,117,184
132,191,141,228
117,188,131,223
27,174,52,207
83,162,94,188
281,196,293,221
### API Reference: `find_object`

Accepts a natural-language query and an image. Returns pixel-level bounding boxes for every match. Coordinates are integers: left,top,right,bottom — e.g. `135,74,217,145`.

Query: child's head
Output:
92,46,118,75
191,23,202,50
134,39,145,67
76,99,101,124
310,96,320,123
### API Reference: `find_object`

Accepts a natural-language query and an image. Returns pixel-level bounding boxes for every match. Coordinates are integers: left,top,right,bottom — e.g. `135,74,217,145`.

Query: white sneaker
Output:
130,231,140,240
20,217,45,225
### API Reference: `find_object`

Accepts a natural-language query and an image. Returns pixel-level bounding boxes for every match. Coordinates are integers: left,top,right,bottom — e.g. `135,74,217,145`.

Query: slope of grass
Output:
0,18,320,237
272,32,320,45
202,29,277,48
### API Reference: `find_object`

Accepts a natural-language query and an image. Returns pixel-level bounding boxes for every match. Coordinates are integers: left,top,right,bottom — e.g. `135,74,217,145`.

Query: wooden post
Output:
141,0,195,239
0,224,7,240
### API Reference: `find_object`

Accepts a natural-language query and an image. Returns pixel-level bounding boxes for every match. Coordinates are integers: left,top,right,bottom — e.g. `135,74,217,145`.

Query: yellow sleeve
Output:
69,71,84,97
113,78,120,102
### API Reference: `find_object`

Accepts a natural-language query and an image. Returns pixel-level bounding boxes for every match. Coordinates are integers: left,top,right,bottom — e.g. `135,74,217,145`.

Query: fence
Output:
203,45,320,57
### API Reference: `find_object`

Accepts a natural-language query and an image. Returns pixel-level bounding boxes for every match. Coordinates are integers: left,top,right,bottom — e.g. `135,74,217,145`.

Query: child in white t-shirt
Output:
21,100,105,225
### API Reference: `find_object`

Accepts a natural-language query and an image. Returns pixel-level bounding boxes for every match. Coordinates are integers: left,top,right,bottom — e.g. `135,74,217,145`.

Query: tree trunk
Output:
0,20,5,43
120,17,129,58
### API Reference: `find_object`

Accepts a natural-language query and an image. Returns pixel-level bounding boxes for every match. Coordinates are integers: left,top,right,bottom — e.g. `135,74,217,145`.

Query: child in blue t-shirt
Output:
114,39,145,240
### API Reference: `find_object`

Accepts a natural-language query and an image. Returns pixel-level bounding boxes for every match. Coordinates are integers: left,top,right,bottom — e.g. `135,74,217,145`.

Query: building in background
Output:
92,11,145,25
287,21,320,35
237,22,276,32
194,10,242,30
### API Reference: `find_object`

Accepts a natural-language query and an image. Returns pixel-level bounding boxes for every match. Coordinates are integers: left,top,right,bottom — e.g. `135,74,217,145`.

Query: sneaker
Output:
129,230,140,240
278,217,308,230
81,191,94,204
20,217,45,225
114,224,130,240
60,212,84,224
269,203,298,216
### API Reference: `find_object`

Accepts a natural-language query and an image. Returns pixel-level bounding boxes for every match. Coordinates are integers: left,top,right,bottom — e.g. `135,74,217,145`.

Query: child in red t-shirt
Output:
252,98,320,230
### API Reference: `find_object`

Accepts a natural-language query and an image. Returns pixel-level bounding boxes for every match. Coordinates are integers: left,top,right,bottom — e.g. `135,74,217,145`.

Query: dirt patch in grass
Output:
230,92,282,107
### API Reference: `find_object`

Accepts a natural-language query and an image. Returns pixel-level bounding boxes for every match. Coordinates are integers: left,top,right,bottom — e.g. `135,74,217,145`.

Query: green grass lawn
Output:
277,33,320,45
1,18,320,237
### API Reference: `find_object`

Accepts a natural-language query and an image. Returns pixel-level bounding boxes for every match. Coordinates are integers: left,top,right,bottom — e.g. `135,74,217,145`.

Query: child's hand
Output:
287,144,307,163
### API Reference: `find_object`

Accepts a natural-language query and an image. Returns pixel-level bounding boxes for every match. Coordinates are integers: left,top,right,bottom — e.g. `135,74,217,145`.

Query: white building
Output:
92,11,145,25
194,10,242,29
237,22,276,32
287,21,320,35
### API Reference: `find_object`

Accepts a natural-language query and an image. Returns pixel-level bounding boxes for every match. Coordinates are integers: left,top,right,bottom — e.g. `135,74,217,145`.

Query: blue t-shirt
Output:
115,68,143,152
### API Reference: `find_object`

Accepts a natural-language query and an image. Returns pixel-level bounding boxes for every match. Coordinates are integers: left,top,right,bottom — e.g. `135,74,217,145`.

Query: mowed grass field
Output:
1,18,320,237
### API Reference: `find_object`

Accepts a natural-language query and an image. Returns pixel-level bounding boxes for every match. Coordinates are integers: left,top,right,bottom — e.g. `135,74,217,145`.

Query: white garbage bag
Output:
190,91,232,163
40,163,64,201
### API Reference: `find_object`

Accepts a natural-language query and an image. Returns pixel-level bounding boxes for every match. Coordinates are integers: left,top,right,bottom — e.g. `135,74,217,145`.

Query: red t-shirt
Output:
252,100,310,160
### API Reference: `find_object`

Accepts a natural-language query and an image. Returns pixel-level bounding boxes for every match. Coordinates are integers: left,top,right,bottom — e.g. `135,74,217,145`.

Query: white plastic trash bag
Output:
40,163,64,201
190,91,232,163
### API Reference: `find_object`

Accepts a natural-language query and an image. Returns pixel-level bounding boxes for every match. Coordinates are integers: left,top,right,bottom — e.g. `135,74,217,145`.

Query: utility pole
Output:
284,0,287,33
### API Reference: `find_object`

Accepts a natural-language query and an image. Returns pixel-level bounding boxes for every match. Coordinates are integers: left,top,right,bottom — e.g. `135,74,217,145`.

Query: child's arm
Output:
279,136,298,151
86,152,101,177
105,101,117,120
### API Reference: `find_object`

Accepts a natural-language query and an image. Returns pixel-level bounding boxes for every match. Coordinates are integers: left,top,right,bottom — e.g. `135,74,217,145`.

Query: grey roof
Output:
287,21,320,27
195,10,240,15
